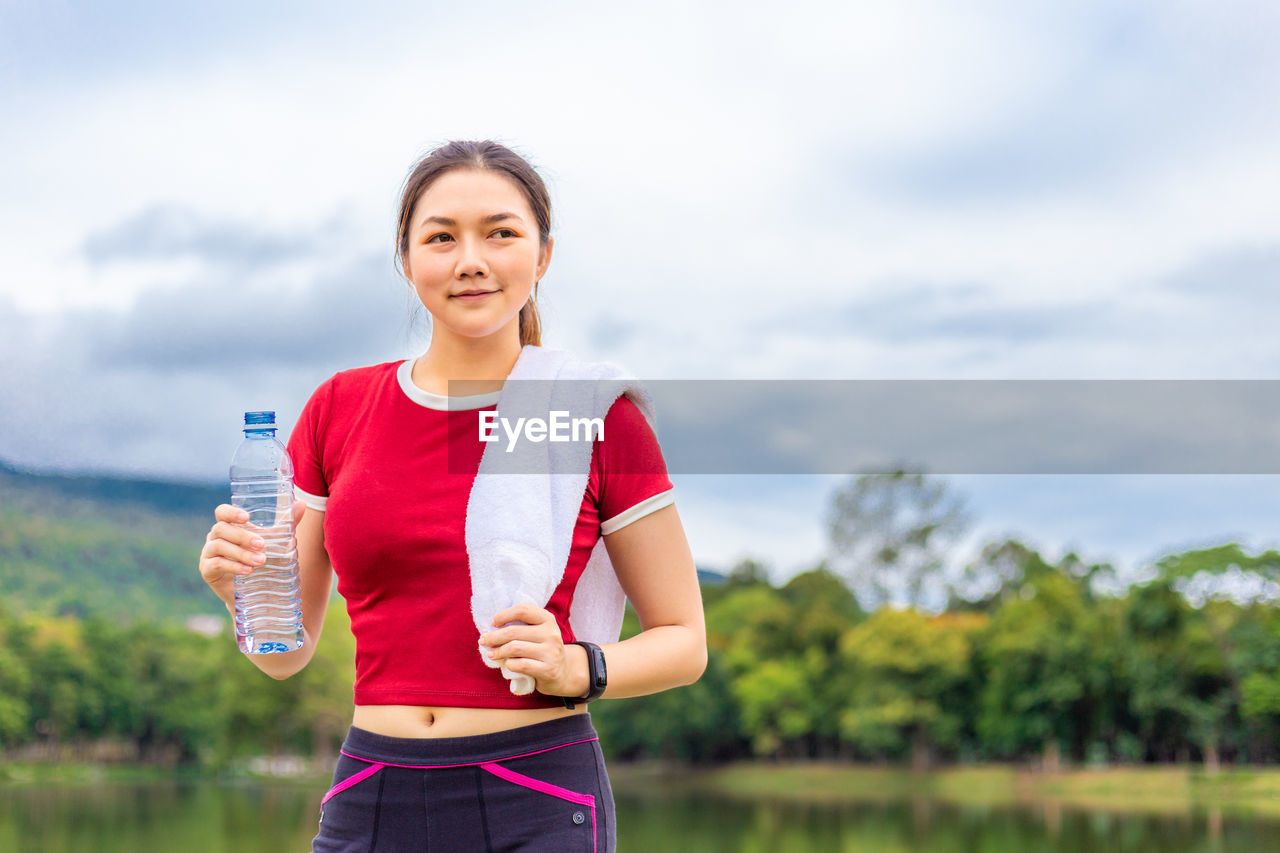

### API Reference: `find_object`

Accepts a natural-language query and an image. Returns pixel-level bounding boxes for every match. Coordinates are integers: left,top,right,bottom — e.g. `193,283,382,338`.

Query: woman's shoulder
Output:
603,392,646,427
596,393,666,469
331,359,403,383
314,360,404,394
298,360,403,416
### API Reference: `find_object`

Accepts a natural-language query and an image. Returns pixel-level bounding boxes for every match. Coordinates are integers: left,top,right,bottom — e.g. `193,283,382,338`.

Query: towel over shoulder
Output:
466,344,661,695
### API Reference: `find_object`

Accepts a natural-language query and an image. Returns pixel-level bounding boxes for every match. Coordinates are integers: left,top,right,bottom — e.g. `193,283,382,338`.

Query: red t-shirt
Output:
285,359,676,709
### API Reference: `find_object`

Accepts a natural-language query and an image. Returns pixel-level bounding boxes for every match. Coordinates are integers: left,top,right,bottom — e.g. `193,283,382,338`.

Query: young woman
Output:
196,140,707,852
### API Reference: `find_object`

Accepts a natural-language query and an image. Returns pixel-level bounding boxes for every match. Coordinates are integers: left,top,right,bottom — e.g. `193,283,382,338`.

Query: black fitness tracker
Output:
562,641,607,709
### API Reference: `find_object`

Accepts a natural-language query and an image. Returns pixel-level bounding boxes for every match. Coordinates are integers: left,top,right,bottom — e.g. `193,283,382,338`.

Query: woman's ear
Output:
536,236,554,281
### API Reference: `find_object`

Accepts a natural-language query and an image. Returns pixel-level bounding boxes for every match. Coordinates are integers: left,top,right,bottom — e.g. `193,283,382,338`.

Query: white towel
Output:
466,344,658,695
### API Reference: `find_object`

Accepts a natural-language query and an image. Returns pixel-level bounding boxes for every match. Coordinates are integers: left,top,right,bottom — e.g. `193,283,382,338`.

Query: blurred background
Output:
3,1,1280,850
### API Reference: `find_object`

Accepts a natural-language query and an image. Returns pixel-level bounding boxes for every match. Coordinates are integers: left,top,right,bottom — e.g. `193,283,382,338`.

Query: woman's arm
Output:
591,502,707,697
481,502,707,699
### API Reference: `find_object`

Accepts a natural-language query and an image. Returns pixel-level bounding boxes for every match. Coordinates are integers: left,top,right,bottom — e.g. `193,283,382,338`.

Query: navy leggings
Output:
311,714,615,852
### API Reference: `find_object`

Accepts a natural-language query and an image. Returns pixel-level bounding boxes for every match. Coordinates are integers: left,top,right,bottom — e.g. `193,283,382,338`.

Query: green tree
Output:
826,470,972,610
975,551,1114,767
1155,543,1280,593
214,631,311,761
593,604,743,762
703,573,844,760
1121,578,1232,765
839,608,982,767
1152,543,1280,763
297,598,358,762
778,565,864,758
23,617,89,751
0,605,32,746
731,655,815,759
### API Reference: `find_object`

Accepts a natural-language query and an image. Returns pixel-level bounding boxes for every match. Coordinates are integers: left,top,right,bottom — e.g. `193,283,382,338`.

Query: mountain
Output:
0,458,229,624
0,458,227,520
0,458,730,625
696,567,726,585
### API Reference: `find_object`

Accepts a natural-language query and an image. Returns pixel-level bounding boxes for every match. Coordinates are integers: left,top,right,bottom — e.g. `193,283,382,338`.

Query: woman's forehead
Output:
415,169,528,218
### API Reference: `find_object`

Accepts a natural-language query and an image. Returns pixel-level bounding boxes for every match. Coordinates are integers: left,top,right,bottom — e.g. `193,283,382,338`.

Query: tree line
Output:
3,473,1280,770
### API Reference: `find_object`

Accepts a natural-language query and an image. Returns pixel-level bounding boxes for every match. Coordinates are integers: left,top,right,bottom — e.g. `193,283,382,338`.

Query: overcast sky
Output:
2,1,1279,583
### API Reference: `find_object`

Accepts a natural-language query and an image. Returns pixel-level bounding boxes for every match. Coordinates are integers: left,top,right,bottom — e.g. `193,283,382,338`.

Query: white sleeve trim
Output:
294,484,328,512
600,487,675,536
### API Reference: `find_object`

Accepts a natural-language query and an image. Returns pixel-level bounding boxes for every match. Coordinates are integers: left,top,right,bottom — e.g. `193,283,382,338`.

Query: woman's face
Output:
402,168,552,343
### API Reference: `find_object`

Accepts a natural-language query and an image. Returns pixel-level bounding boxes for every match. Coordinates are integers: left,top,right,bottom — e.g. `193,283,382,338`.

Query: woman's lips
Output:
452,290,496,302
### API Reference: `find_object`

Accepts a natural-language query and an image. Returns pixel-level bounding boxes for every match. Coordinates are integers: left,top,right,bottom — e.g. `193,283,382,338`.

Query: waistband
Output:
339,713,599,768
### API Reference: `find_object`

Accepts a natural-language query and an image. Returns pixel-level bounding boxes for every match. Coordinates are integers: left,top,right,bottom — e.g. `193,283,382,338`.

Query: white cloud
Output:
4,0,1280,575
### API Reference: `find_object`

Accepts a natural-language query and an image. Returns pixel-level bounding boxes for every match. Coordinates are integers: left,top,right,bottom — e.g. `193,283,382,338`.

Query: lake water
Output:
1,778,1276,852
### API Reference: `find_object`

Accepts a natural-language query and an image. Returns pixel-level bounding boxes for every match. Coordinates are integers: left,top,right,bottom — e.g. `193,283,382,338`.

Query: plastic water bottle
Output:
230,411,303,655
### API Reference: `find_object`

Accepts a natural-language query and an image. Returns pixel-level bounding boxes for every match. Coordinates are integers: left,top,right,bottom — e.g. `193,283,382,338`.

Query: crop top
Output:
285,359,676,709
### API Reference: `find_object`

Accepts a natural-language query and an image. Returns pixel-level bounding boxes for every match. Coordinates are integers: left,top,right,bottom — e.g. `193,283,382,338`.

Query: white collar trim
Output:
395,359,502,411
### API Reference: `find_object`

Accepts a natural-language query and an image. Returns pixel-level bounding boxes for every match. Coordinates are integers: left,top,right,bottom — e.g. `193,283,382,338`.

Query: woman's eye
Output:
425,230,513,243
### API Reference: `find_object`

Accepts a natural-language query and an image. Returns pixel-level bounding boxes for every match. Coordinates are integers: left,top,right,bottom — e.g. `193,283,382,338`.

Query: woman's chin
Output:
433,316,522,342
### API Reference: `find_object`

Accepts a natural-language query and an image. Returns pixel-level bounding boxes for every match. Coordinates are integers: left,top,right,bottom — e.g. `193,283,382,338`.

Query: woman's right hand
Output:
198,501,306,610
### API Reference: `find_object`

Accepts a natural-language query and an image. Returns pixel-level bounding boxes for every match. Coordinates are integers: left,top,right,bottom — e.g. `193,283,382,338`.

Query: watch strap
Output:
562,641,607,709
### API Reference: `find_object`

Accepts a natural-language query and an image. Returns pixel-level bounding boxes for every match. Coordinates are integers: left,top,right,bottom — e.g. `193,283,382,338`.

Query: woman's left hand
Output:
479,604,588,699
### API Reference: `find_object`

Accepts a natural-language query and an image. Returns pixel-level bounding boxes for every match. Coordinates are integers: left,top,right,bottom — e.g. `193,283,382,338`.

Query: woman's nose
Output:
455,238,489,277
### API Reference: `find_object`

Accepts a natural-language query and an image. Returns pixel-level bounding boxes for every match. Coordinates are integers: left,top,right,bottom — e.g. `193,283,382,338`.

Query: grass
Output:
0,759,332,788
0,761,204,786
607,761,1280,818
11,756,1280,819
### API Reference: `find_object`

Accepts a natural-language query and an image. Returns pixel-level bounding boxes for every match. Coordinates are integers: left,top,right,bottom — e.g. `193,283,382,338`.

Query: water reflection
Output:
0,782,319,853
1,780,1275,852
613,790,1273,853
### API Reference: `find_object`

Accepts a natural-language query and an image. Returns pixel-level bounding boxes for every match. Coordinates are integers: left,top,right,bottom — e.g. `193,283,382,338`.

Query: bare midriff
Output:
351,703,587,738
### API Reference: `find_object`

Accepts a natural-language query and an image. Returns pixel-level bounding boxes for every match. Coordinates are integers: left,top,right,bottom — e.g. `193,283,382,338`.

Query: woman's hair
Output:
395,140,551,347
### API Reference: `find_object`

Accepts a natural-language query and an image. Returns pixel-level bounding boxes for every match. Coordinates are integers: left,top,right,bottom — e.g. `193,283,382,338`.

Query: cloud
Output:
848,4,1280,206
1159,243,1280,304
80,252,415,371
0,2,476,92
639,378,1280,476
844,283,1114,344
55,200,413,371
0,220,424,480
81,203,330,269
3,0,1280,582
756,281,1115,347
585,314,640,353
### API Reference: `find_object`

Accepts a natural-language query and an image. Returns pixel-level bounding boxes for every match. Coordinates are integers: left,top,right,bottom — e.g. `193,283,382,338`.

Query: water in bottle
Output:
230,411,303,654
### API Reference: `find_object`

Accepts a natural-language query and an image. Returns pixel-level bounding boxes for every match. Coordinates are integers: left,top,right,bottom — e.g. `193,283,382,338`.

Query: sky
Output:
2,0,1279,586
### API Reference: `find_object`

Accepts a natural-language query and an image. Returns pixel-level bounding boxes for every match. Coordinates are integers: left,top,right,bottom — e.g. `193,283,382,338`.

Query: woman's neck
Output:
413,331,525,396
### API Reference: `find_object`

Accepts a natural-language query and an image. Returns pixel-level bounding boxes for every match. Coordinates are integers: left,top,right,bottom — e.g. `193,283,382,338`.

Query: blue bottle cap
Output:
244,411,276,426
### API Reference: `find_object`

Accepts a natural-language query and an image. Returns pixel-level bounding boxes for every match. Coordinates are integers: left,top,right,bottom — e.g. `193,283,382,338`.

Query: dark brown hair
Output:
395,140,551,347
